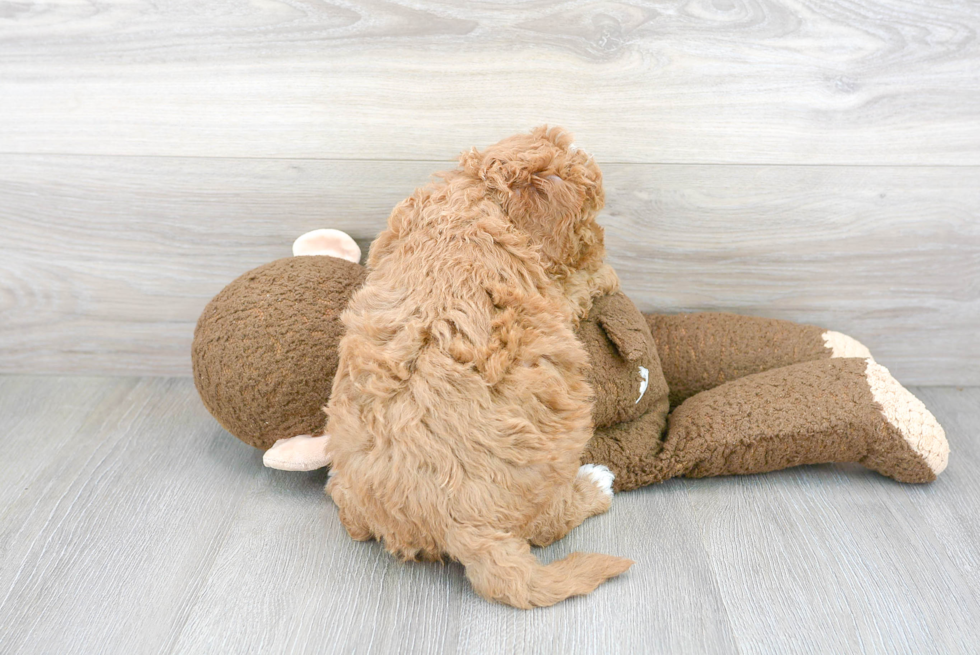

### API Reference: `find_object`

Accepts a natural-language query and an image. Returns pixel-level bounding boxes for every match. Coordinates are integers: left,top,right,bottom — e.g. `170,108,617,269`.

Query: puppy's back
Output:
325,150,631,608
328,222,588,527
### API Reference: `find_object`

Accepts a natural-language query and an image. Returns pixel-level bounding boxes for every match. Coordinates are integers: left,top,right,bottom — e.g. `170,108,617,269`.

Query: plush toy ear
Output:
594,293,654,363
292,229,361,263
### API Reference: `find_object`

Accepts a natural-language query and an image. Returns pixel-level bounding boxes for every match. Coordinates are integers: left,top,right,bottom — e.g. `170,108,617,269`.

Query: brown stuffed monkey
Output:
192,229,948,490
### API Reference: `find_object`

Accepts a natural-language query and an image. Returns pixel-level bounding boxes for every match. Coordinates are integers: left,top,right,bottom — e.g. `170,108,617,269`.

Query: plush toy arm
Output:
629,358,948,486
645,312,872,407
582,402,670,492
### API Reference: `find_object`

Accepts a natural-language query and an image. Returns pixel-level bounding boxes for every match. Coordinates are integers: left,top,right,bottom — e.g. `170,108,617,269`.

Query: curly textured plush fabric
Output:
584,310,835,491
577,293,670,491
646,312,830,407
193,264,947,488
585,314,947,489
576,292,668,429
192,256,367,450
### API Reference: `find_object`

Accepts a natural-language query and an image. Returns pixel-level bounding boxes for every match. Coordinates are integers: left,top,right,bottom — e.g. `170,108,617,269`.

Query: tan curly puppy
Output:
324,127,633,608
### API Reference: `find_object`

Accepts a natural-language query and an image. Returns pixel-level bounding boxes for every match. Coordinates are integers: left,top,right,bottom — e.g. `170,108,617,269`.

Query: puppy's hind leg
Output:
326,476,374,542
525,464,615,547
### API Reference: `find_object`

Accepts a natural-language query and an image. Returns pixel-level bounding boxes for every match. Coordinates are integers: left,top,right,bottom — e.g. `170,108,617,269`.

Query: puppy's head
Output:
460,126,606,276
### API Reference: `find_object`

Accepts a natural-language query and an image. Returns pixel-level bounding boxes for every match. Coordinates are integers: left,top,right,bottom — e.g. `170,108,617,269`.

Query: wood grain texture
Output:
0,0,979,163
172,472,740,655
602,164,980,386
1,155,976,384
0,376,977,653
902,388,980,601
452,479,739,655
0,376,117,503
0,377,260,655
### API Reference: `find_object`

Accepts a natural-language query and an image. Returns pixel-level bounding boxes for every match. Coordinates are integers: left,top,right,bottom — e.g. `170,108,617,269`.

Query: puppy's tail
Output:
447,527,633,609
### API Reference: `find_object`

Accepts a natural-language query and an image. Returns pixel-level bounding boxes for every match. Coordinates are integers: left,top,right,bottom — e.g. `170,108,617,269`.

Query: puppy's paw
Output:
578,463,615,497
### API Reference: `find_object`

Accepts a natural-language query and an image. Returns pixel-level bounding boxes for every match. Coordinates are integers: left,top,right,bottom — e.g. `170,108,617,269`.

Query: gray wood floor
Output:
1,376,977,654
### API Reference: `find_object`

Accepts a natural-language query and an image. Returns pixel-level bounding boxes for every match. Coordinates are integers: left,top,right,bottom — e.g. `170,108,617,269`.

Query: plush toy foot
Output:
823,330,873,360
862,360,949,483
263,434,332,471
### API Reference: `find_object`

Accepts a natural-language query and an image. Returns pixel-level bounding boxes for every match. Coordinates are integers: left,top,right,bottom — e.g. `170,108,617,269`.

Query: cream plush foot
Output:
823,330,873,360
862,360,949,482
263,434,332,471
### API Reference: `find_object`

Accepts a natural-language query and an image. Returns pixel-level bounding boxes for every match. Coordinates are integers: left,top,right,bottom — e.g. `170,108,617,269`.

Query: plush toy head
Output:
192,232,365,450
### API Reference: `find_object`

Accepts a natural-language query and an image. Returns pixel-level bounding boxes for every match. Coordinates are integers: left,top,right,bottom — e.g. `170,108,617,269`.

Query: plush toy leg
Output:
263,434,332,471
647,357,948,485
645,312,871,407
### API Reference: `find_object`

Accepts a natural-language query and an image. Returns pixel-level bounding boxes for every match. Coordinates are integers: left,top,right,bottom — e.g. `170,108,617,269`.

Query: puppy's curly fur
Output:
325,127,633,608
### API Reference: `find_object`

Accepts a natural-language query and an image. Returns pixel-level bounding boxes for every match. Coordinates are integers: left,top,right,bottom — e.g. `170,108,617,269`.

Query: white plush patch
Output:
636,366,649,404
864,359,949,475
578,463,615,497
823,330,873,360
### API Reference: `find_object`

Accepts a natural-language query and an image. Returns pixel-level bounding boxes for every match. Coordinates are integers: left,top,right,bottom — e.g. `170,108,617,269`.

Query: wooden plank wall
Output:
1,1,978,383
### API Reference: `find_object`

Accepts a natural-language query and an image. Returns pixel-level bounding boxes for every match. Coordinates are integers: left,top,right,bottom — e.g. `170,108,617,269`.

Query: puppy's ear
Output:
458,151,529,194
530,173,580,212
483,158,530,193
504,172,587,266
367,196,418,268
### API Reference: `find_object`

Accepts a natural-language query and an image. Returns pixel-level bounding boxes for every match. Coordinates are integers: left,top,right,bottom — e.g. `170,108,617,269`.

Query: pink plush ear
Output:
292,229,361,263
